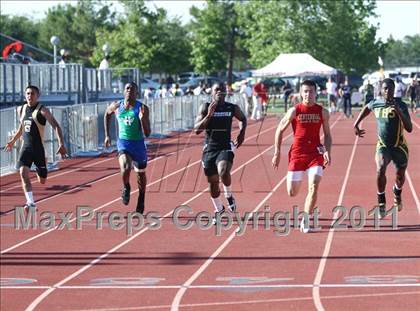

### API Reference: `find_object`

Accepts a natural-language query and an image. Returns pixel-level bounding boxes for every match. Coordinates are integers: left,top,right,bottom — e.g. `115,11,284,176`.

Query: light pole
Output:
102,43,110,57
99,43,111,91
50,36,60,65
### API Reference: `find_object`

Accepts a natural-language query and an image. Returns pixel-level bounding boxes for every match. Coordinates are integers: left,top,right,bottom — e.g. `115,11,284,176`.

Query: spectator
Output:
194,81,205,95
260,82,269,116
375,79,383,99
282,80,293,109
239,80,253,116
361,80,374,106
325,77,337,113
185,86,194,96
251,78,263,120
172,83,184,97
406,78,419,113
204,83,212,94
143,87,154,100
166,76,174,88
394,76,406,104
339,79,353,118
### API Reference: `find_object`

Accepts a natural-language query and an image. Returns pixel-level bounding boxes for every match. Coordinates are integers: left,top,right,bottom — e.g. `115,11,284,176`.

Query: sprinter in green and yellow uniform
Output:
354,78,412,218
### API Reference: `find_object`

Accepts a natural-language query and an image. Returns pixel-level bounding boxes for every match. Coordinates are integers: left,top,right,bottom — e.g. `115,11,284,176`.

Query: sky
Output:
1,0,419,41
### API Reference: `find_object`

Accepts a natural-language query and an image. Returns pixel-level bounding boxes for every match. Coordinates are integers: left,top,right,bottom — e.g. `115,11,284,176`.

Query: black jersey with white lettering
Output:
204,101,235,150
20,103,46,149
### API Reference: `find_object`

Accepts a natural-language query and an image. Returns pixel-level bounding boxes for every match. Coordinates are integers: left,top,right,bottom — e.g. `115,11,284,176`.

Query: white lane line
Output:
0,122,262,193
312,135,360,311
1,123,276,254
406,171,420,214
0,130,203,193
3,283,420,290
1,157,114,193
170,116,342,311
170,176,287,311
1,121,262,210
22,124,283,311
69,290,420,311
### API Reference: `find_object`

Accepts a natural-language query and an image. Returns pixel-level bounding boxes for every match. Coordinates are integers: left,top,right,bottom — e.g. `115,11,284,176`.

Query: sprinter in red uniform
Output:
272,80,332,233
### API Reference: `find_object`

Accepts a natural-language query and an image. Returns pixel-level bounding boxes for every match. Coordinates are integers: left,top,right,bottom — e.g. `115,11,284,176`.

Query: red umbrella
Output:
2,41,23,59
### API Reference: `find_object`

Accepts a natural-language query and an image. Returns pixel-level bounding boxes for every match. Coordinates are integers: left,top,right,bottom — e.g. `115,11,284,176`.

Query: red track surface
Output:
1,113,419,311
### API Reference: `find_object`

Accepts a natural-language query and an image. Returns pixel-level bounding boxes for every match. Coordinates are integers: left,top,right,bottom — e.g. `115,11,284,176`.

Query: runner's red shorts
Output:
288,152,324,171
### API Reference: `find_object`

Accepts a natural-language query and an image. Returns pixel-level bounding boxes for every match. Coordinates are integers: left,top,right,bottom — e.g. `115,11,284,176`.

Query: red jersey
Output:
260,84,268,103
290,103,323,156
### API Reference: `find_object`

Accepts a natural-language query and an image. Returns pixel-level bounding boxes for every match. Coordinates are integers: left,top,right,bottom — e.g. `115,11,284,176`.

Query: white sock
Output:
223,185,232,198
25,191,34,204
377,191,385,195
211,196,224,212
394,184,402,191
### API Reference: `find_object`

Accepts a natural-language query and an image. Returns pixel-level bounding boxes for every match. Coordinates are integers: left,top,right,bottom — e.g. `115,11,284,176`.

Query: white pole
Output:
53,45,57,66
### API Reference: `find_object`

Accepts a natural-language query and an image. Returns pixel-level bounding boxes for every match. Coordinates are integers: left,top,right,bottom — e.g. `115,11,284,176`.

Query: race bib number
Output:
24,120,32,132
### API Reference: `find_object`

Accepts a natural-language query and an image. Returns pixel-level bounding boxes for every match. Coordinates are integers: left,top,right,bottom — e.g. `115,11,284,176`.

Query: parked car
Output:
2,52,40,64
178,77,201,91
179,76,221,92
178,72,200,81
139,78,160,91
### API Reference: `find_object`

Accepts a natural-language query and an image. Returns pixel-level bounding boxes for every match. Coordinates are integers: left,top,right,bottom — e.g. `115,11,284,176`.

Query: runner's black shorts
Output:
17,146,48,178
201,143,235,177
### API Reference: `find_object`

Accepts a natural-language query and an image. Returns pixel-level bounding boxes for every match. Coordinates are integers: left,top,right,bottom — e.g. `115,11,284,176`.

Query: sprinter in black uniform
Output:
194,83,247,222
5,85,67,210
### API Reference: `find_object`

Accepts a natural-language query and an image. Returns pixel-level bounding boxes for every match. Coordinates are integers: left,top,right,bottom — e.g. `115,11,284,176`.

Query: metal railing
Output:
0,93,246,175
0,63,140,105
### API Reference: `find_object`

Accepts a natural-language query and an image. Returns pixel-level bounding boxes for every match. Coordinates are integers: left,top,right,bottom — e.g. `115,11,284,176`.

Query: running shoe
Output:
299,216,310,233
212,206,226,225
24,203,37,212
393,186,403,212
121,184,131,206
379,203,387,219
226,196,237,212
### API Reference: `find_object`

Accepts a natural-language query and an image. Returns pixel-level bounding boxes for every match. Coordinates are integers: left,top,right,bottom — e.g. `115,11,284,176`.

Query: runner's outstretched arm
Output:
140,104,151,137
41,107,67,157
392,103,412,132
322,108,332,166
272,107,296,169
104,101,119,147
233,105,247,148
353,105,371,137
5,106,24,151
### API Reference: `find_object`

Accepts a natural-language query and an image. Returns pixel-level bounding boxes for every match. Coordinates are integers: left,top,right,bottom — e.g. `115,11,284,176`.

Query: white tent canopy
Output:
252,53,337,77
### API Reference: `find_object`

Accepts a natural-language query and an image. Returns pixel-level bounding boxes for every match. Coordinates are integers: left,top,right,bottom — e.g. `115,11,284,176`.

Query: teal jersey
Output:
367,99,410,147
116,100,144,141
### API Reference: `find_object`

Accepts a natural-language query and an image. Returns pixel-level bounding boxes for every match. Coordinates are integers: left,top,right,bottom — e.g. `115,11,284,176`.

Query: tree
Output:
189,0,246,83
91,0,192,77
149,15,192,75
38,1,115,66
383,35,420,68
238,0,384,75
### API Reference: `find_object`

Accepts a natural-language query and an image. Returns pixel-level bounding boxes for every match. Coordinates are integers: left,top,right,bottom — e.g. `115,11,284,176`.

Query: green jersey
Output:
116,100,144,141
367,99,410,147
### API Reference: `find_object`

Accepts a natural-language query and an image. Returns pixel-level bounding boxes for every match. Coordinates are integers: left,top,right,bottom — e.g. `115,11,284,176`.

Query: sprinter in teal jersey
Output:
104,82,151,214
354,78,412,218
